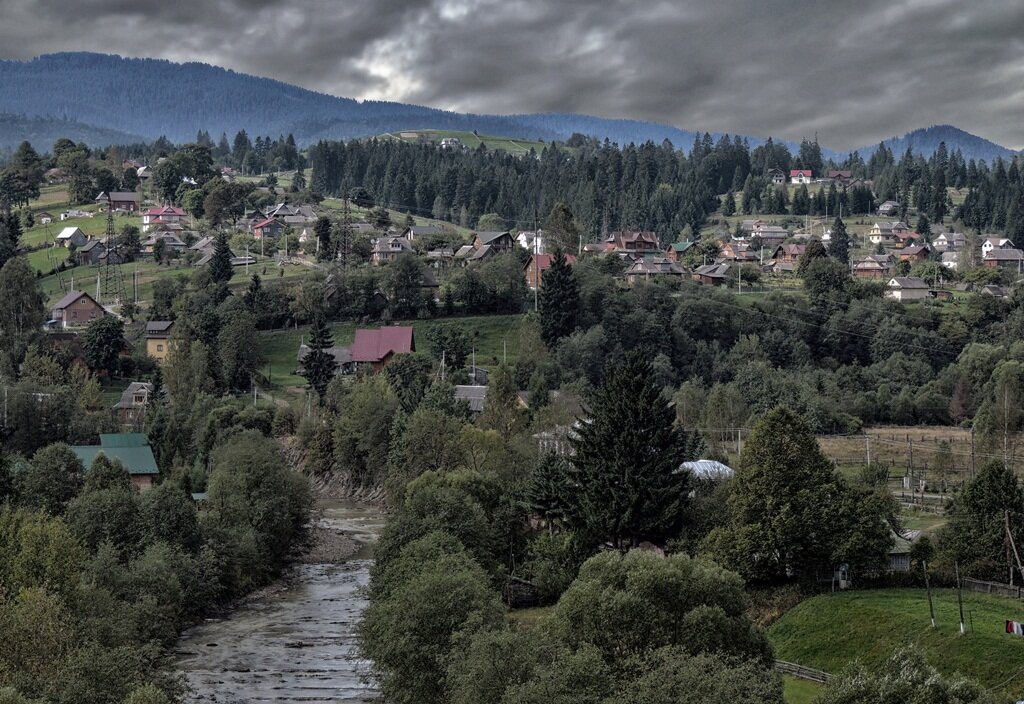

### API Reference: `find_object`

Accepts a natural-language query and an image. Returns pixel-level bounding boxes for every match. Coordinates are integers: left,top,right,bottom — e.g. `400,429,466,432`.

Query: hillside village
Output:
3,130,1024,704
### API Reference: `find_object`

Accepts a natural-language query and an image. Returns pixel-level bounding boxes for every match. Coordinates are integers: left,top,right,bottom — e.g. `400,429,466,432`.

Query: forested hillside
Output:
0,114,143,157
0,53,1017,162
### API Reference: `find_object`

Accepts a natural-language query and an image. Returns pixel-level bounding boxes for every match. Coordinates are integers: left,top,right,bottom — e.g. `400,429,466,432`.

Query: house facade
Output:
605,230,660,256
70,433,160,491
113,382,153,426
472,230,515,253
983,248,1024,270
371,236,414,264
56,227,88,248
790,169,813,184
886,277,929,302
96,191,140,212
145,320,176,363
351,326,415,371
51,290,105,328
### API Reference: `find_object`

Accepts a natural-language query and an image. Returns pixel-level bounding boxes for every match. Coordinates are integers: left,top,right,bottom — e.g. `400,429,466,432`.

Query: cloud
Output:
0,0,1021,149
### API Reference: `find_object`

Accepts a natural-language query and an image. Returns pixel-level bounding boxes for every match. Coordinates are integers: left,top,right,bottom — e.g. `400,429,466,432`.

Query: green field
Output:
381,129,548,156
260,313,529,389
782,675,822,704
769,589,1024,698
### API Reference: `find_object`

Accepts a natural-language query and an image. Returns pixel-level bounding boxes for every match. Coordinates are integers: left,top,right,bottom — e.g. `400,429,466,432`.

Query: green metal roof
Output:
100,433,149,448
70,441,159,477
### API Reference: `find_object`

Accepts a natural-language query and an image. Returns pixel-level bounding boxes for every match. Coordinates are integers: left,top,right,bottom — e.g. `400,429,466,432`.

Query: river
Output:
174,501,384,703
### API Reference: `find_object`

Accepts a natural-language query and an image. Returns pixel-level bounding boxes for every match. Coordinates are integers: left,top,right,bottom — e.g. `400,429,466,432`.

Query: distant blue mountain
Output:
853,125,1019,163
0,53,1016,162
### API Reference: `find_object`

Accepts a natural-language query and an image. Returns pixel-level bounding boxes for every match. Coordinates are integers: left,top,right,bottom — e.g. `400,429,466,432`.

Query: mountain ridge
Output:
0,52,1017,162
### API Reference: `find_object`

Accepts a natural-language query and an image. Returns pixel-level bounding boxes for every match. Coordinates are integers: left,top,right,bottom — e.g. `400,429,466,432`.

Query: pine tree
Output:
208,233,233,284
828,215,850,264
721,190,736,216
538,250,579,349
567,351,702,548
314,216,334,262
521,454,572,528
302,314,338,401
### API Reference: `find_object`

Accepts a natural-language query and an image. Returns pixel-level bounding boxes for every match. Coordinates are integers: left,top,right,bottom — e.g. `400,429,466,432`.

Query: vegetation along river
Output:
174,501,384,702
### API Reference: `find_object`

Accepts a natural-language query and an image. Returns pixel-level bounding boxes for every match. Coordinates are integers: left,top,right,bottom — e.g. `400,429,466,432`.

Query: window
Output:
157,344,164,352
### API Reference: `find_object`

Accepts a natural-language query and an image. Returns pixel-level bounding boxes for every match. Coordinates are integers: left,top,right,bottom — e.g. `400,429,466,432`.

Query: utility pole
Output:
866,435,871,466
923,560,937,628
955,561,966,635
971,427,976,478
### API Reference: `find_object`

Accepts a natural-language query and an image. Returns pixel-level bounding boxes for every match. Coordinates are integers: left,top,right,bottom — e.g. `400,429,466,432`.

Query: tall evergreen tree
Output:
208,233,233,284
567,351,702,548
828,215,850,264
539,250,579,349
314,216,334,262
302,314,337,401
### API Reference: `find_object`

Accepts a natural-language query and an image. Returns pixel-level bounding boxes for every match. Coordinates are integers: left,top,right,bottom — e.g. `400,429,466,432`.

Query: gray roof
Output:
454,385,487,413
984,248,1024,261
679,459,734,479
113,382,153,410
297,344,352,369
146,320,174,335
475,230,511,245
889,277,928,289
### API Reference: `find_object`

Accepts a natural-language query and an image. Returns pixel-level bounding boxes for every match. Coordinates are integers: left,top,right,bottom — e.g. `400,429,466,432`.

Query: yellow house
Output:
145,320,176,363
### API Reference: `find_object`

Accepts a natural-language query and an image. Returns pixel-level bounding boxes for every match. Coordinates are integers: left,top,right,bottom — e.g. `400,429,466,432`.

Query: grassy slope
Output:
260,313,528,389
769,589,1024,697
783,675,822,704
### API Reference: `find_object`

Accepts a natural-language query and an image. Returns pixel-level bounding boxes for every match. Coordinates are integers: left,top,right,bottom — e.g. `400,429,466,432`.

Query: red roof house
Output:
790,169,813,183
351,326,415,371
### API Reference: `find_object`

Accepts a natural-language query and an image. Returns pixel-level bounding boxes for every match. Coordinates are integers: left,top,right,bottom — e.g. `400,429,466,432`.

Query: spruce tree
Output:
302,314,338,401
828,215,850,264
314,216,334,262
538,250,579,349
208,233,233,284
567,351,703,548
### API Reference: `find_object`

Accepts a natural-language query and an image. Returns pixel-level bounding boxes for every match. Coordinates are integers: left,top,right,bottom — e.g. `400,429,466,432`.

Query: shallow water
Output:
174,501,385,703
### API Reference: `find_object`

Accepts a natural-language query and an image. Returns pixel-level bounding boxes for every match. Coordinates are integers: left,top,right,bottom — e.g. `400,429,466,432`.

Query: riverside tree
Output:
301,313,337,401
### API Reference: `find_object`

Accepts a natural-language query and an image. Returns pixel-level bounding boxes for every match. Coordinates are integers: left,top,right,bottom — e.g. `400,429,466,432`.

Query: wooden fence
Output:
774,660,831,684
962,577,1024,600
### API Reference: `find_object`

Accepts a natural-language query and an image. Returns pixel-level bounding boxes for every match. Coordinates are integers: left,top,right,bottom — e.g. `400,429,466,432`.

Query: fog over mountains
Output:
0,53,1018,162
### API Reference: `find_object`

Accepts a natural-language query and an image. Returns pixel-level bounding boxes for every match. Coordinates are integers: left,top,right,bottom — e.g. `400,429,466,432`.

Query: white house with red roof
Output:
790,169,813,184
142,205,187,232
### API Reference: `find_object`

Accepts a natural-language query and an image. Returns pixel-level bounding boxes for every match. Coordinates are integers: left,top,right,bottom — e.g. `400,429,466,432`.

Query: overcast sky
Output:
2,0,1022,149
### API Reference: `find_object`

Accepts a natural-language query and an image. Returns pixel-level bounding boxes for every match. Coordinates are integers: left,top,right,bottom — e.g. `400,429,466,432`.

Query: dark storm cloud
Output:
1,0,1021,149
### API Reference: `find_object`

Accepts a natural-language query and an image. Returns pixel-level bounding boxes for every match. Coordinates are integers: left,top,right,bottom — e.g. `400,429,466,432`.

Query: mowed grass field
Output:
782,675,822,704
769,589,1024,699
260,313,530,389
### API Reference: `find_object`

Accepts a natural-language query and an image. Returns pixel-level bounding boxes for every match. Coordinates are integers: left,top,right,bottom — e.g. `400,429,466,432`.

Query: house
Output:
516,229,544,254
768,244,807,273
454,385,488,414
404,225,444,241
719,241,758,263
852,254,893,279
893,231,922,249
624,257,686,284
934,232,966,251
877,200,899,216
113,382,154,426
136,166,151,181
141,205,187,231
51,290,105,328
693,263,731,286
296,343,355,375
789,169,812,184
440,137,463,150
37,211,54,224
888,532,917,572
982,237,1015,257
77,238,107,265
472,230,515,253
767,168,785,185
351,326,415,371
524,253,577,289
664,240,694,263
70,433,160,491
886,277,929,302
749,224,788,247
60,209,91,221
190,236,215,253
983,248,1024,271
899,244,931,264
454,244,477,264
605,231,660,256
827,170,854,184
371,236,414,265
251,218,284,239
96,191,140,212
868,221,909,246
581,242,609,255
941,251,960,271
56,226,88,248
141,232,188,258
145,321,176,363
468,245,499,263
981,284,1008,298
